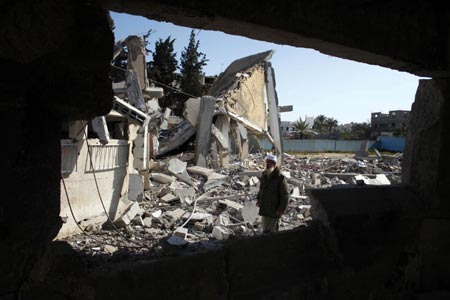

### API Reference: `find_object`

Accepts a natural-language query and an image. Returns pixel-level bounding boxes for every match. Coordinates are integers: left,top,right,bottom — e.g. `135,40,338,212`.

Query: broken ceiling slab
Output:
158,120,196,156
208,50,274,99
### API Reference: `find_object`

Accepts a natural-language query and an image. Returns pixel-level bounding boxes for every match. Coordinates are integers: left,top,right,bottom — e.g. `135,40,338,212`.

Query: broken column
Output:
238,123,249,161
194,96,216,167
214,115,231,167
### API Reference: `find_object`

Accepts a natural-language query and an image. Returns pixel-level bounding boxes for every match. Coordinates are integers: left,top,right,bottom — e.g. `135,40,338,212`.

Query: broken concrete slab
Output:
173,227,188,239
160,193,180,204
113,202,143,228
207,172,228,181
214,214,231,226
187,166,214,177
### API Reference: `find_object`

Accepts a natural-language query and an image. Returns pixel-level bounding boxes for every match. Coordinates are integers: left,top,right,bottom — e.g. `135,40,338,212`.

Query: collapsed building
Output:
58,36,285,239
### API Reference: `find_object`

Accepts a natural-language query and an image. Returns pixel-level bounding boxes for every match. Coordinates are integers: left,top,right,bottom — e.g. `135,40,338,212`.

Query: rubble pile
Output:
62,151,402,261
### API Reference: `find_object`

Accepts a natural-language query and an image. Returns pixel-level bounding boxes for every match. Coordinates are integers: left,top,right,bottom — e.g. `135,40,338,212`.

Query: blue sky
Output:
111,12,422,124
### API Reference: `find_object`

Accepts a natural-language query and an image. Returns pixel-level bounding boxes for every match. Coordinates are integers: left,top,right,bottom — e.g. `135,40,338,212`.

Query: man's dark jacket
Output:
257,167,289,218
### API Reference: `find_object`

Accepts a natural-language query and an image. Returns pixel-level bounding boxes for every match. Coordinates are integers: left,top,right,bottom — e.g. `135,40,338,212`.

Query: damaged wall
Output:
224,66,267,130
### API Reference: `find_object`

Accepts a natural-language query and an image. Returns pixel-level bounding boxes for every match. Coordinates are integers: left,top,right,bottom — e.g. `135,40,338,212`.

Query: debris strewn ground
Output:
61,151,402,263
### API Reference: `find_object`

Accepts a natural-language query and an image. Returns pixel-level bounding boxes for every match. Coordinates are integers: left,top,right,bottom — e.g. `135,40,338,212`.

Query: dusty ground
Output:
292,152,355,159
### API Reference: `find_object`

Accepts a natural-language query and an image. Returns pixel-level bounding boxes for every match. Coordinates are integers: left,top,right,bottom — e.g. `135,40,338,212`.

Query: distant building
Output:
280,121,295,137
371,110,410,136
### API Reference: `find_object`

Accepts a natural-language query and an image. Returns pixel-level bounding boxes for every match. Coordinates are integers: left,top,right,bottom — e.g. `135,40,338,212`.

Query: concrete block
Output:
132,147,145,159
212,226,231,240
133,134,145,148
145,87,164,99
128,174,144,201
168,158,187,175
173,227,188,239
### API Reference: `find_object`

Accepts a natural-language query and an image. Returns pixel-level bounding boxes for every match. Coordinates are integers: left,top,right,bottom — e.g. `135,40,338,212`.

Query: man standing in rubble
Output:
256,154,289,233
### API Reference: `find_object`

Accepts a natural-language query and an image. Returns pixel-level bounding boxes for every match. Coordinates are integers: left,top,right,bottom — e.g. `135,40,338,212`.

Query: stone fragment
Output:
218,199,244,212
168,158,187,175
242,201,259,223
173,227,188,239
113,202,142,228
143,217,153,227
207,172,228,181
160,193,179,203
212,226,231,240
104,245,118,254
151,173,175,184
151,210,162,218
174,187,196,205
214,214,230,226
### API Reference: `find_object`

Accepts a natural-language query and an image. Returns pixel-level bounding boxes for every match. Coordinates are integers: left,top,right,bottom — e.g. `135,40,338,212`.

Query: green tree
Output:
313,115,327,134
178,30,208,114
351,122,372,140
325,117,338,134
293,117,309,139
147,36,178,110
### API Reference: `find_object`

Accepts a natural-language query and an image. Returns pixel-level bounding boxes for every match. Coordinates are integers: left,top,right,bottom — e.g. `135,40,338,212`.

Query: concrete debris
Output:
61,151,402,259
212,226,231,240
150,173,175,184
187,166,214,177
